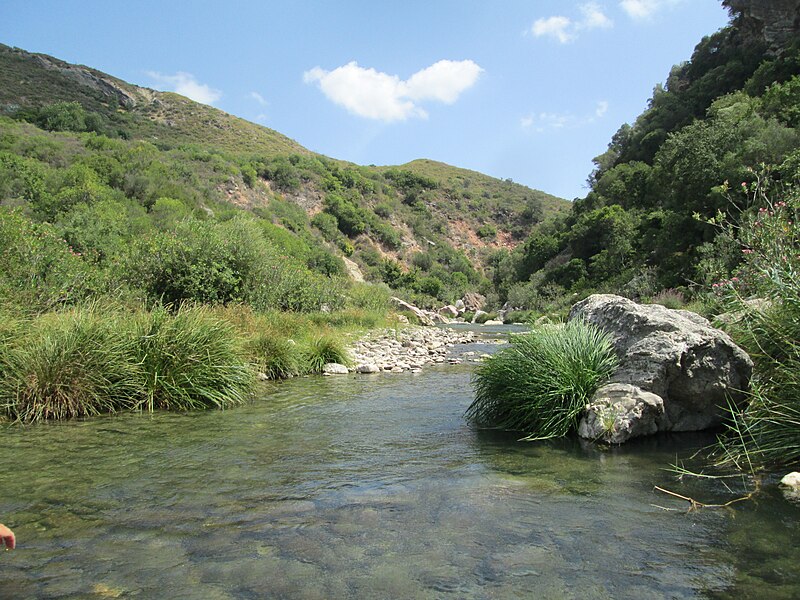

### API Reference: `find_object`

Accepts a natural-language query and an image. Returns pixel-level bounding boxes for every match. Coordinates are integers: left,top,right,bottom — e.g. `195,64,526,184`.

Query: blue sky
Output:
0,1,729,200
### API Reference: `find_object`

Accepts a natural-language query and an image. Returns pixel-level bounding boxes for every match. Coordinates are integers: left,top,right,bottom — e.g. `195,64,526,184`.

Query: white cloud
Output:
303,59,483,122
249,91,268,106
531,16,574,43
619,0,681,20
146,71,222,105
530,4,612,43
521,100,610,132
579,2,613,30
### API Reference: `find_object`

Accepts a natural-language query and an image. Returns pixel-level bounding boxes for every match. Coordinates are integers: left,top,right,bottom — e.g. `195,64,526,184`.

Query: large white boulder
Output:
569,294,753,441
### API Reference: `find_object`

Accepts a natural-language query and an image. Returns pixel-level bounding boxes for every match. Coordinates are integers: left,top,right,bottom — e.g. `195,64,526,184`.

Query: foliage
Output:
466,320,618,439
0,306,141,422
301,334,352,374
246,332,300,380
131,305,254,411
709,183,800,469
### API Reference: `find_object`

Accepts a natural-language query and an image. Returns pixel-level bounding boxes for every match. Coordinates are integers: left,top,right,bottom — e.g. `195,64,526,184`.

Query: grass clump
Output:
466,320,618,440
246,332,300,380
132,305,254,411
0,307,140,422
301,334,352,374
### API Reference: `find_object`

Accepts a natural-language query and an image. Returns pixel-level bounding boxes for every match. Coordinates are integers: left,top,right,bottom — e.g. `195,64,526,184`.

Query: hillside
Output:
0,42,568,311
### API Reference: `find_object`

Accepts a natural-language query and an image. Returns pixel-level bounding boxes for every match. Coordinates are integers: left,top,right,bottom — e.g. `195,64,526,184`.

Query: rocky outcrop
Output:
462,292,486,312
569,294,753,443
342,257,365,282
390,297,439,326
724,0,800,54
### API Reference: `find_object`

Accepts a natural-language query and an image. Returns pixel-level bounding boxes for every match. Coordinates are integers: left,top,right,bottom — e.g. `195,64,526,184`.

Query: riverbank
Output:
344,326,479,374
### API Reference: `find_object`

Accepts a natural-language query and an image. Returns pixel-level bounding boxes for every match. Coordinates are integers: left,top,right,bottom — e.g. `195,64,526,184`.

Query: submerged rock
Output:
569,294,753,443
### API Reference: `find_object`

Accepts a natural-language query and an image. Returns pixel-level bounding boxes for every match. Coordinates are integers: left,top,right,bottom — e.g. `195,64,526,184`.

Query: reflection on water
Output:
0,337,798,598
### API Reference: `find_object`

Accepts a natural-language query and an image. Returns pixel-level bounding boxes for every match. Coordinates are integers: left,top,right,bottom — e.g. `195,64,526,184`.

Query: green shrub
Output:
301,334,352,373
0,307,140,422
131,305,254,411
466,320,618,439
246,332,300,380
346,282,392,311
647,288,686,310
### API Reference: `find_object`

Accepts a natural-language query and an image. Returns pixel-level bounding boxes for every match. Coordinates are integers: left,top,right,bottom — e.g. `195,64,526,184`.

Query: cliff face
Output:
724,0,800,53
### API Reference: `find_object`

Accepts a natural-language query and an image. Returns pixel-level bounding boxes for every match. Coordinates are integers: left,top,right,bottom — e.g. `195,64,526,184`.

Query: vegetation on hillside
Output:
489,10,800,318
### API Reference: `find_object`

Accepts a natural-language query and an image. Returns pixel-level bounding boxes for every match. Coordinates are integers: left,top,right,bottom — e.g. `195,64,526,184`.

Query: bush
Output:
246,332,300,380
0,307,140,422
647,288,686,309
466,320,618,439
131,305,254,411
301,334,352,373
709,185,800,468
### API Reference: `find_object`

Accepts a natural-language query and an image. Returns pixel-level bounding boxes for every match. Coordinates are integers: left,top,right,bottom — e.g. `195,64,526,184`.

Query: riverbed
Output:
0,328,798,598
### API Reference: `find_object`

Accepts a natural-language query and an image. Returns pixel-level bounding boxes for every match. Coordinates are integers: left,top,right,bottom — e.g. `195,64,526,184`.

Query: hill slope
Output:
0,43,568,309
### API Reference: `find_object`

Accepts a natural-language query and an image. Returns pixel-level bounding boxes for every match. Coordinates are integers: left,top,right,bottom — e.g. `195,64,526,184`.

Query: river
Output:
0,328,798,598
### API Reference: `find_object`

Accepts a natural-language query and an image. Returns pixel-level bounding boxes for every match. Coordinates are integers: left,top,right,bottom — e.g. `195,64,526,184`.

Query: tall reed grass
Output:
467,320,618,440
131,306,254,411
0,307,141,422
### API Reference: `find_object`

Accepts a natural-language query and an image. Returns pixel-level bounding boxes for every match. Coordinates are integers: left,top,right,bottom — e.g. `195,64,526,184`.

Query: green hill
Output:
0,42,568,311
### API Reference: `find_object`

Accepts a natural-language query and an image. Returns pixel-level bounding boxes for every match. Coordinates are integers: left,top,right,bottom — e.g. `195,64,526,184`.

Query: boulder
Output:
781,472,800,488
356,363,381,374
439,305,459,318
483,319,504,326
569,294,753,440
578,383,664,444
323,363,350,375
454,299,466,313
462,292,486,312
390,297,435,326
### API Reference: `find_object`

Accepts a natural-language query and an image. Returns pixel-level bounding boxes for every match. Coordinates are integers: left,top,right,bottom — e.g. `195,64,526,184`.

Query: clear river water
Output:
0,327,798,599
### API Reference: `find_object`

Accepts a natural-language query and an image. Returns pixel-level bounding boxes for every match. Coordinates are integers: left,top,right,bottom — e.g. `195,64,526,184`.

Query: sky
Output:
0,1,730,200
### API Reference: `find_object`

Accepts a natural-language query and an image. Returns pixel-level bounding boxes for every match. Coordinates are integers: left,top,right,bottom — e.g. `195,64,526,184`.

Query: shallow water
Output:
0,332,798,599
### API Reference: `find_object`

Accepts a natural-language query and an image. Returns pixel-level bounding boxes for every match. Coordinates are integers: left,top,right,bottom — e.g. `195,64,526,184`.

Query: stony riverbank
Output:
324,326,486,375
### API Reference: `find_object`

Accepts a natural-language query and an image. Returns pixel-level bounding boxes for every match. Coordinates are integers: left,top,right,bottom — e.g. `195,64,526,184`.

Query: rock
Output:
570,294,753,439
455,299,466,313
578,384,665,444
462,292,486,312
395,314,409,324
781,472,800,488
439,305,459,318
724,0,800,53
323,363,349,375
390,297,436,326
483,319,504,326
342,257,365,282
356,363,381,374
257,372,269,381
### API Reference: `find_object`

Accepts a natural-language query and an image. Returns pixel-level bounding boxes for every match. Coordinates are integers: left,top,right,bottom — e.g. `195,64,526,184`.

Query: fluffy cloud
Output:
619,0,681,20
303,59,483,122
146,71,222,105
531,16,574,43
596,100,609,117
530,3,613,43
